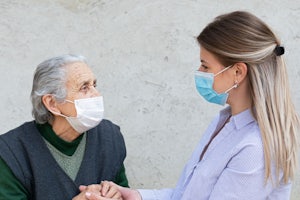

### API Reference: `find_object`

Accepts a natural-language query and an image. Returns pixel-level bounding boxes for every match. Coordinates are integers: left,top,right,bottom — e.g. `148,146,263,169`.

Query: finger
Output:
79,185,87,192
104,181,122,199
100,181,110,196
105,186,119,199
86,192,109,200
85,184,102,194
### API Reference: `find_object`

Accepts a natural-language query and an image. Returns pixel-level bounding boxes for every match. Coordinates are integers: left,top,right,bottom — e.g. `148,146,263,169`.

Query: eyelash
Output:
201,65,209,70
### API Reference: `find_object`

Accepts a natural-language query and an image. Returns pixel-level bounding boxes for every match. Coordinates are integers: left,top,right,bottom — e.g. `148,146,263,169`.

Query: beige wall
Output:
0,0,299,199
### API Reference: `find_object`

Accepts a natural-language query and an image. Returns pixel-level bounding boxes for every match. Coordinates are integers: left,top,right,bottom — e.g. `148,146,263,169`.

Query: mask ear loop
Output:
214,65,233,77
232,69,239,89
234,68,239,88
49,99,74,118
224,79,239,93
49,110,69,118
65,99,74,104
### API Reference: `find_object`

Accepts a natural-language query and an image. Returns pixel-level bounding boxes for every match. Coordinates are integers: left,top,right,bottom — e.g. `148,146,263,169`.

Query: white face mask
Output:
52,96,104,133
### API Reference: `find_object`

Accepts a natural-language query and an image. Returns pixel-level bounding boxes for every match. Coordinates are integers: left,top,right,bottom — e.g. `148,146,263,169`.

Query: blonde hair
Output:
197,11,299,184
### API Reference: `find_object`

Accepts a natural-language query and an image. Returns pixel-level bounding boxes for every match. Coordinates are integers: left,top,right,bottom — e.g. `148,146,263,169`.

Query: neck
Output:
50,117,80,142
230,101,252,116
228,80,252,116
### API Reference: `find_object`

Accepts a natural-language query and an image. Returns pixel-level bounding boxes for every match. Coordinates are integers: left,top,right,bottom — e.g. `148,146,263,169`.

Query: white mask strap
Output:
49,110,69,118
65,99,74,104
224,83,238,93
48,99,74,118
214,65,233,77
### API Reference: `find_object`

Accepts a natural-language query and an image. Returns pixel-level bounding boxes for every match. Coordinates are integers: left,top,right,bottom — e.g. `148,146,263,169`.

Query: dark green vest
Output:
0,120,126,200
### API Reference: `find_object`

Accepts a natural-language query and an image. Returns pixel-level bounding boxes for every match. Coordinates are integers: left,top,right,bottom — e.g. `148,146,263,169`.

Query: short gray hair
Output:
30,54,87,124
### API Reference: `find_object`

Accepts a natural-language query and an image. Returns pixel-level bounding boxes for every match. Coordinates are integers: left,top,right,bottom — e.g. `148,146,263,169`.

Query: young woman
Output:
84,11,300,200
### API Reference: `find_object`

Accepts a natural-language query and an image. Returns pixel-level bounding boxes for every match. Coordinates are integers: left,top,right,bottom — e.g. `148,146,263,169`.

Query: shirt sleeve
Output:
0,157,29,200
114,164,129,187
138,188,173,200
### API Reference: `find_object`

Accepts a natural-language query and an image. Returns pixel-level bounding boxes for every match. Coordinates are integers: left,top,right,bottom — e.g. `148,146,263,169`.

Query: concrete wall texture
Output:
0,0,299,199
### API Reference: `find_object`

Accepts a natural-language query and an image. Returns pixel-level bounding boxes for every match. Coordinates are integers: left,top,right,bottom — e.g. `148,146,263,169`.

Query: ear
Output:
233,62,248,83
42,94,61,114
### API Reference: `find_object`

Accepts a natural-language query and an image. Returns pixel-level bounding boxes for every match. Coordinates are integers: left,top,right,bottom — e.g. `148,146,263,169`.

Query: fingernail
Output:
85,192,91,197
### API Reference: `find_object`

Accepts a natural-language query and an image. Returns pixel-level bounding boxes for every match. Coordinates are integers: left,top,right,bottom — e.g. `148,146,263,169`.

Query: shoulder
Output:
0,121,36,142
0,121,42,163
96,119,121,135
90,119,125,142
0,121,37,187
229,122,264,171
88,119,126,157
237,120,262,149
231,108,262,150
98,119,120,129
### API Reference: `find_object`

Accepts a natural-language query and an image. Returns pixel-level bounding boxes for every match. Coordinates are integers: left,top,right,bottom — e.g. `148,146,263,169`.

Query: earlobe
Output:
234,79,239,88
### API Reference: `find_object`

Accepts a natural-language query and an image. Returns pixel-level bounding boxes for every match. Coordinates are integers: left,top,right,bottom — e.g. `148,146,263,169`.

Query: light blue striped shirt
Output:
139,107,291,200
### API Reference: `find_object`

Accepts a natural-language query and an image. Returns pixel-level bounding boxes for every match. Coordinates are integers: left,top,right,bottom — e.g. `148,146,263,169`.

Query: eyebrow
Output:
200,59,208,64
78,78,97,87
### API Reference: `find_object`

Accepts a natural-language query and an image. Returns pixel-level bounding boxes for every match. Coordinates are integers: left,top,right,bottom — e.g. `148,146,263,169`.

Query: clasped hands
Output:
72,181,142,200
72,181,122,200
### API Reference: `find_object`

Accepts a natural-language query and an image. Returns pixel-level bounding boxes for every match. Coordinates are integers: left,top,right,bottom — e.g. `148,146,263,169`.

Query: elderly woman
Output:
0,55,128,200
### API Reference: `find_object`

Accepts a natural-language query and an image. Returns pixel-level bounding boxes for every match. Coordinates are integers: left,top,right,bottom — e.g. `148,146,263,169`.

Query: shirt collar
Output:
220,106,256,130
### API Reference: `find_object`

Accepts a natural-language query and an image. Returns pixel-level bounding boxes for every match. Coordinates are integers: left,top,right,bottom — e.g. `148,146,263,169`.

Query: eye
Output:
200,64,209,71
80,84,89,92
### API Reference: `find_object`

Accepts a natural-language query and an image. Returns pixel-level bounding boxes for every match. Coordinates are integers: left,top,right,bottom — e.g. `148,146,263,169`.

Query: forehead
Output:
200,47,220,64
65,62,95,86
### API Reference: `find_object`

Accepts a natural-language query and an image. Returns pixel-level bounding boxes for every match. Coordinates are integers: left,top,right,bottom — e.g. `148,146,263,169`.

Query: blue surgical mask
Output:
194,66,237,106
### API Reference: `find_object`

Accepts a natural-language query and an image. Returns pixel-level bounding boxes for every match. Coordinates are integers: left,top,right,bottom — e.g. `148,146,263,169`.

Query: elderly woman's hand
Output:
72,184,102,200
73,182,122,200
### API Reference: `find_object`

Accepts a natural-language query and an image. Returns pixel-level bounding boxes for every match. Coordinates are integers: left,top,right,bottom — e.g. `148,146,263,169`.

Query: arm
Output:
0,157,29,200
138,188,173,200
114,164,129,187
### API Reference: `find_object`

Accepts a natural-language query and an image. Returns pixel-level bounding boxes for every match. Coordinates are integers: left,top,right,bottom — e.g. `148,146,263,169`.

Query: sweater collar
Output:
35,122,84,156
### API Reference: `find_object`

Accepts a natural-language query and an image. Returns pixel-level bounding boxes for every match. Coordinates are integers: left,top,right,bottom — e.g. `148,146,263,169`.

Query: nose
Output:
197,65,203,72
90,86,101,97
